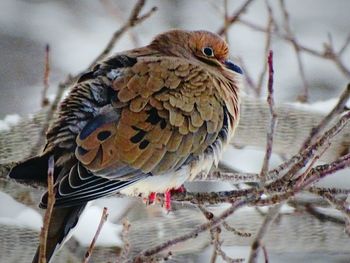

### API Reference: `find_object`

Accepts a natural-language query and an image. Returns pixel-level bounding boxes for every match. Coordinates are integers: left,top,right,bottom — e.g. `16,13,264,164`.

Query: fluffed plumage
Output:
9,29,242,262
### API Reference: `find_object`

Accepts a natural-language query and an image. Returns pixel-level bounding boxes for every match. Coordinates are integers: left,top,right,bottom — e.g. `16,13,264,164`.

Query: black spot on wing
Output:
130,129,146,143
146,107,166,129
139,140,150,150
97,131,112,141
146,108,162,125
160,119,166,129
79,111,119,140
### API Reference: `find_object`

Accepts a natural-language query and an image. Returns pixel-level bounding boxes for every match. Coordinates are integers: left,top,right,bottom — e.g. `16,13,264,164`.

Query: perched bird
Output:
9,29,242,262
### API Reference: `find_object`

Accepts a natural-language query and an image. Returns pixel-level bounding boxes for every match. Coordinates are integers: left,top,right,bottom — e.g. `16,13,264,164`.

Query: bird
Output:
8,29,242,262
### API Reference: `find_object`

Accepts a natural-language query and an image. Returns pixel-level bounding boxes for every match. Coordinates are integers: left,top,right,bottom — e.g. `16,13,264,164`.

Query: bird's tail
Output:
9,155,85,262
8,152,60,187
32,205,86,263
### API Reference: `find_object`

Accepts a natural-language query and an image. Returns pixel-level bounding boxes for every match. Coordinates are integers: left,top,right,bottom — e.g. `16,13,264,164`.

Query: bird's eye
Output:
202,47,214,57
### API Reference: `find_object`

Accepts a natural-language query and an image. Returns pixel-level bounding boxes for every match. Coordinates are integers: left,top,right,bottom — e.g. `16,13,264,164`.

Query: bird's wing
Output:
76,56,233,175
43,55,234,208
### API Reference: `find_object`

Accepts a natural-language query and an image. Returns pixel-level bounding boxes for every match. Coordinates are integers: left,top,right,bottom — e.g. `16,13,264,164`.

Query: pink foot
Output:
164,190,171,211
163,185,187,211
142,192,157,205
148,192,157,205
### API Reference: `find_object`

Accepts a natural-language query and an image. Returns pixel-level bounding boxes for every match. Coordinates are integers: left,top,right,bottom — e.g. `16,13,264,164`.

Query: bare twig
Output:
261,245,269,263
198,205,246,263
280,0,309,102
38,156,55,263
116,218,131,263
41,44,50,107
223,0,229,43
222,221,252,237
247,203,283,263
270,110,350,187
217,0,255,36
100,0,140,47
303,204,345,225
90,0,157,67
195,170,260,184
83,207,109,263
308,186,350,195
260,50,276,182
309,189,350,235
237,17,350,79
256,2,274,95
338,35,350,56
135,199,250,260
302,83,350,149
215,241,245,263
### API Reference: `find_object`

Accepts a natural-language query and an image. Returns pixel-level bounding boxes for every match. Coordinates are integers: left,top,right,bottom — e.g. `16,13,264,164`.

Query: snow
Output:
73,205,122,246
220,146,283,174
290,98,340,114
0,193,131,246
0,114,21,131
0,192,42,231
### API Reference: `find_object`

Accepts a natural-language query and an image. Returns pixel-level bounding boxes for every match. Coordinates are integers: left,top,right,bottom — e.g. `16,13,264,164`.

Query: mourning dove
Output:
9,29,242,262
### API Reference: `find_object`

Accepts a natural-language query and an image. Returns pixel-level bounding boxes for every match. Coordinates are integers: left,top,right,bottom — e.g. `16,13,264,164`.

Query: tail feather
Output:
32,205,86,263
8,153,60,187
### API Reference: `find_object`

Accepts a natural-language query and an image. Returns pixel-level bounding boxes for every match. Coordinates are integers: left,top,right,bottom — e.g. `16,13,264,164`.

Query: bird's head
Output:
149,29,243,75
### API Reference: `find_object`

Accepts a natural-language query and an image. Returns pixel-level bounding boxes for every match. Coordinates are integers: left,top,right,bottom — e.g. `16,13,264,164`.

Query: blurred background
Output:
0,0,350,262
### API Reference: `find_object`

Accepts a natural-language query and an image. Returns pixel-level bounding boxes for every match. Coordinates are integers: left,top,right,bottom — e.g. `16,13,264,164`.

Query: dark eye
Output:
202,47,214,57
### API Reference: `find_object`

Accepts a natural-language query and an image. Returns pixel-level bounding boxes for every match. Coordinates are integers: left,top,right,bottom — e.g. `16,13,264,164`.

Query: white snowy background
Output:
0,0,350,262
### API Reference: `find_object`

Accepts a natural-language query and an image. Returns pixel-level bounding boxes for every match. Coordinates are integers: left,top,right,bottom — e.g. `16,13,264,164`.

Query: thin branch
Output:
223,0,229,43
261,245,269,263
260,50,276,182
256,1,274,95
198,205,246,263
247,203,283,263
100,0,140,47
217,0,255,36
195,170,260,184
41,44,50,107
116,218,131,263
338,34,350,56
303,203,345,225
301,152,350,187
171,152,350,206
270,110,350,187
222,221,252,237
215,241,245,263
134,198,250,260
39,156,55,263
90,0,157,67
237,17,350,79
280,0,309,102
210,228,219,263
83,207,109,263
302,83,350,149
308,186,350,195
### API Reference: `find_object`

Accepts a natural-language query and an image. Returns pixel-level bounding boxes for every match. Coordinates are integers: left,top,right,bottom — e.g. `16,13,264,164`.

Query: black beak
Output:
224,60,243,74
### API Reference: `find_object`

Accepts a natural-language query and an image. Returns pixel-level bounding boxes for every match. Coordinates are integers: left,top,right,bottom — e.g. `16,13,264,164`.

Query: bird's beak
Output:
224,60,243,74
